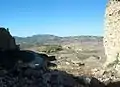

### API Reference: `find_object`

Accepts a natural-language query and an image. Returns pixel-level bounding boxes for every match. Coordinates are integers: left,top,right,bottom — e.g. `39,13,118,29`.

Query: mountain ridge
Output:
14,34,103,48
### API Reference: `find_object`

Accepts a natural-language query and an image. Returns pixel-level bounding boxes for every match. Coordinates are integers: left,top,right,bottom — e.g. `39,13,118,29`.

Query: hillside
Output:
14,34,103,48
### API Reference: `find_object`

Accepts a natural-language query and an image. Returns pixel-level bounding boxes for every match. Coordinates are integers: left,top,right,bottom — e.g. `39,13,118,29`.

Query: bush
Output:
38,45,63,53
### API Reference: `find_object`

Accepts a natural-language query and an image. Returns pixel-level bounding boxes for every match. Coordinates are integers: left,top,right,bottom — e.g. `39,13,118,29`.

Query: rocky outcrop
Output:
0,27,18,51
103,0,120,68
0,62,107,87
0,50,57,70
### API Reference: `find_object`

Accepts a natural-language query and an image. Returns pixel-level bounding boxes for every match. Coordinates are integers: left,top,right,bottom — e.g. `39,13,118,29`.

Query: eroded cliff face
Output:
104,0,120,68
0,27,17,50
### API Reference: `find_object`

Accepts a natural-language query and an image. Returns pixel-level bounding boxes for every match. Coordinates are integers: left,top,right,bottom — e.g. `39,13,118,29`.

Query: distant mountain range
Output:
14,34,103,48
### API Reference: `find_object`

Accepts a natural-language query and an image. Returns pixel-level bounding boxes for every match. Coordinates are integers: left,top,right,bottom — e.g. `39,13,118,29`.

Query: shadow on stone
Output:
0,66,107,87
106,81,120,87
0,50,57,70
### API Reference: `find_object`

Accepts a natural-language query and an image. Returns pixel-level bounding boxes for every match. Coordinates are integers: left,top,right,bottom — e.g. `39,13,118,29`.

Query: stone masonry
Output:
104,0,120,68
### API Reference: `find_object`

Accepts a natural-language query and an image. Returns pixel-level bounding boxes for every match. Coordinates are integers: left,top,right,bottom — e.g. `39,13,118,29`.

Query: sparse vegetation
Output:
14,35,103,49
37,45,63,53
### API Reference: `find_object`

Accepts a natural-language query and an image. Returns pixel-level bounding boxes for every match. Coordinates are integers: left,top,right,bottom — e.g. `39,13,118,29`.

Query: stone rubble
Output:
91,67,120,85
0,61,109,87
1,59,120,87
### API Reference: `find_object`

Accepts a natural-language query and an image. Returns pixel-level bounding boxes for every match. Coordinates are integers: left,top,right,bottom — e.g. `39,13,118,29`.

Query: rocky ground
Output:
0,58,120,87
0,62,107,87
18,42,120,87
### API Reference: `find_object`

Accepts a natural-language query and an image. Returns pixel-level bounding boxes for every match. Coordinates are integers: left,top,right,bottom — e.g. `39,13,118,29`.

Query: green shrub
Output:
38,45,63,53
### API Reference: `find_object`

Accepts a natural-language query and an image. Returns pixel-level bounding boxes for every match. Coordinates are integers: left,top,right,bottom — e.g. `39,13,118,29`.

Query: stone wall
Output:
104,0,120,67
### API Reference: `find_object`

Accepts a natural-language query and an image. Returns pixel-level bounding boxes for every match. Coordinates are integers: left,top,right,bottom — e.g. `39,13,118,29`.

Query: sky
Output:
0,0,107,37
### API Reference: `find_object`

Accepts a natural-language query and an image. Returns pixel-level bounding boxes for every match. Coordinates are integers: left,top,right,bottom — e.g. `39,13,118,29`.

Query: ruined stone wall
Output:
104,0,120,67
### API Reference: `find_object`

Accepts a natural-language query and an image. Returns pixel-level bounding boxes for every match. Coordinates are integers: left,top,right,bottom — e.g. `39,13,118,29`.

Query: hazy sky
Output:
0,0,107,37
